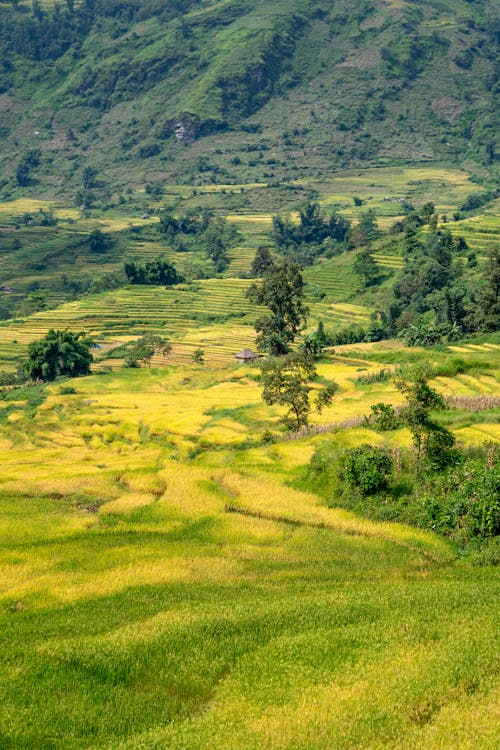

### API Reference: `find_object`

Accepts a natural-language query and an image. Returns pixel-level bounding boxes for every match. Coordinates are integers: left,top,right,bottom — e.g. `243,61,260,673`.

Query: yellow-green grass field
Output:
0,339,499,749
0,165,498,748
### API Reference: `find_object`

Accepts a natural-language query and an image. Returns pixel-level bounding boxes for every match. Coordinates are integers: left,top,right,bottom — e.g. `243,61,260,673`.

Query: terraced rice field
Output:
0,269,380,371
446,202,500,254
0,339,498,749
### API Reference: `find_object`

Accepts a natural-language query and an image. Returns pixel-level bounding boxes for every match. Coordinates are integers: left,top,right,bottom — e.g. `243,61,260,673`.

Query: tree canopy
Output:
25,329,93,381
246,257,308,355
124,258,183,286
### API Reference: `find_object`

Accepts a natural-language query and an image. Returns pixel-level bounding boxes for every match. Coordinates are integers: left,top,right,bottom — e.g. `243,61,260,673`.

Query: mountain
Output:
0,0,498,201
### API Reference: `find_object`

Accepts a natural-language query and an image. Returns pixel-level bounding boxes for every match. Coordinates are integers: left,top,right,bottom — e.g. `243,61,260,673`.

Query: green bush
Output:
417,460,500,542
341,446,393,496
365,402,401,431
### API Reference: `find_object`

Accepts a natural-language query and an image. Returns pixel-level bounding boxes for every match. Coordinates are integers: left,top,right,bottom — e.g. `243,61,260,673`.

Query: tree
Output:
470,246,500,332
15,150,41,187
25,329,92,381
394,365,457,470
260,351,338,430
124,258,183,286
348,210,380,247
82,166,97,190
125,335,172,368
353,248,379,287
246,257,308,355
89,228,112,253
251,246,274,277
342,446,393,495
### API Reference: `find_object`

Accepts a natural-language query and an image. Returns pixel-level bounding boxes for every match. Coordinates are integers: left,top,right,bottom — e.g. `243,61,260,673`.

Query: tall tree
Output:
251,246,274,277
261,351,338,430
246,257,308,355
470,246,500,332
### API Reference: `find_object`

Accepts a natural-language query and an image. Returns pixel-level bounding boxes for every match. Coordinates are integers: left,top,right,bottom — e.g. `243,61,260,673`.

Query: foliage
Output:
251,246,274,277
247,257,308,355
379,223,500,344
158,211,238,273
364,402,401,431
341,445,393,496
469,246,500,332
24,329,92,381
353,247,379,287
272,203,351,265
124,258,183,286
260,350,338,431
15,149,40,186
394,365,458,470
416,456,499,542
192,348,205,364
124,335,172,368
89,227,112,253
347,210,380,248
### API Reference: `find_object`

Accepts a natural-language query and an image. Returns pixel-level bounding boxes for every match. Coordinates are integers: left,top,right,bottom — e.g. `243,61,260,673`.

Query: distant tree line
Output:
268,202,385,268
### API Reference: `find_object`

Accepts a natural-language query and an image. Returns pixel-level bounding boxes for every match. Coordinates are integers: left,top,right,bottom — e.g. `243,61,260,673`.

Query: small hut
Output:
234,348,257,363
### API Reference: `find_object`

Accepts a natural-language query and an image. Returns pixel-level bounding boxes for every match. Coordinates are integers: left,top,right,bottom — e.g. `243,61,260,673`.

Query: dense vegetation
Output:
0,2,498,745
24,328,92,381
0,0,498,197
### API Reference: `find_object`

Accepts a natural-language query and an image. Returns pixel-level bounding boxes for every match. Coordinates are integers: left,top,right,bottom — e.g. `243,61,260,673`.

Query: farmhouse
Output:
234,348,258,362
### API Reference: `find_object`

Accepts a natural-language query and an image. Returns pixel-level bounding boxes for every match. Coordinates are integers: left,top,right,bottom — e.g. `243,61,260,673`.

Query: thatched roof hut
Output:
234,348,258,362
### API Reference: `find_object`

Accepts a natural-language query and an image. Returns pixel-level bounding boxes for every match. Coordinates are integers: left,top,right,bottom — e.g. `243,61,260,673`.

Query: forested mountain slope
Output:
0,0,498,199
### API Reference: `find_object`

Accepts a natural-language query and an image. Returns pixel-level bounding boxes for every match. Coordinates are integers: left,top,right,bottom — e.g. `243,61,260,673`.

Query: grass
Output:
0,158,498,748
0,333,498,748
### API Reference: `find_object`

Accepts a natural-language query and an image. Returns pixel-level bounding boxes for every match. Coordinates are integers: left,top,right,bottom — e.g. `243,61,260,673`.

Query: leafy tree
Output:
125,335,172,368
394,365,457,470
260,351,338,430
272,203,351,255
348,210,380,247
400,320,448,347
206,233,229,273
15,149,41,187
21,291,48,316
192,348,205,364
89,227,112,253
25,329,92,381
124,258,183,286
365,402,400,431
470,246,500,332
82,166,97,190
247,258,308,355
251,246,274,277
158,210,237,272
353,247,379,286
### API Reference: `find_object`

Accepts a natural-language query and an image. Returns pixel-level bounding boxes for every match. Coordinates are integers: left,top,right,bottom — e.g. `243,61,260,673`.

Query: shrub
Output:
341,446,393,496
365,402,401,431
418,460,500,542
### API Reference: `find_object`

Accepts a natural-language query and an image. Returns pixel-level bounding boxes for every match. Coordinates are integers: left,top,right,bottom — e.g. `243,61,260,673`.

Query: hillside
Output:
0,0,498,200
0,339,499,748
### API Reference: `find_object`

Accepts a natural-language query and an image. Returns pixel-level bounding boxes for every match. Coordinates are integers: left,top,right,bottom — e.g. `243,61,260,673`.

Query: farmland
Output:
0,161,499,749
0,337,499,749
0,165,497,369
